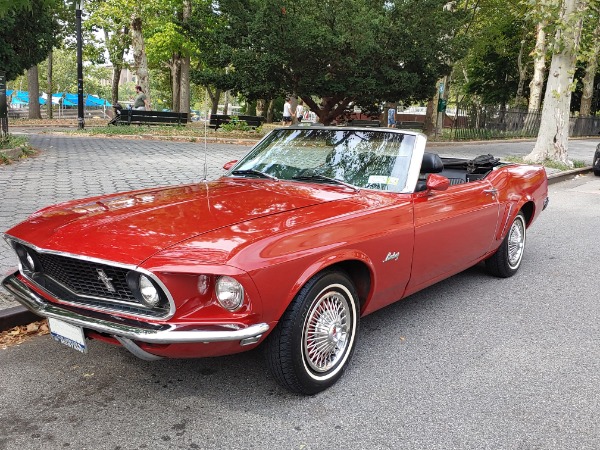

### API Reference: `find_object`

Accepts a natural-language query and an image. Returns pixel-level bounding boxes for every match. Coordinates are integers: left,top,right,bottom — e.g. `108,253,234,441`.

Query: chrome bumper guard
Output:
2,273,269,345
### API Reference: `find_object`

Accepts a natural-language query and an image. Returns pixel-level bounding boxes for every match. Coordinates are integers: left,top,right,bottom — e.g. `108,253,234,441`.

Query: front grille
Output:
9,241,171,318
37,253,136,302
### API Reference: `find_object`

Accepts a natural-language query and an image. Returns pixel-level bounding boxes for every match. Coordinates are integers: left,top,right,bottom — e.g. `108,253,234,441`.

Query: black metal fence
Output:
447,105,600,140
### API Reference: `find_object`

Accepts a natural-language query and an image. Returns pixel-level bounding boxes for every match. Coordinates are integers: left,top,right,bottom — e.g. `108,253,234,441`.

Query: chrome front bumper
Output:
1,272,269,345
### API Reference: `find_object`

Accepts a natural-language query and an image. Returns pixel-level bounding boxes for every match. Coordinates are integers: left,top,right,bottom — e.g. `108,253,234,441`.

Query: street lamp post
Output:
76,0,84,129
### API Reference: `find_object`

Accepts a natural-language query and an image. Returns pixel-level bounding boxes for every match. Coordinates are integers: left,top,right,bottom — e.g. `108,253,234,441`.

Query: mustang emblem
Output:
383,251,400,262
96,269,116,292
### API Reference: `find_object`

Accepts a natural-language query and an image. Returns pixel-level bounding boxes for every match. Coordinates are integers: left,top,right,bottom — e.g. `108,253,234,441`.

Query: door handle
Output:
483,188,498,195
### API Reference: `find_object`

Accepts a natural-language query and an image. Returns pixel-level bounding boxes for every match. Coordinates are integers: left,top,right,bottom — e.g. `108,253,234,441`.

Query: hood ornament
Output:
97,269,116,292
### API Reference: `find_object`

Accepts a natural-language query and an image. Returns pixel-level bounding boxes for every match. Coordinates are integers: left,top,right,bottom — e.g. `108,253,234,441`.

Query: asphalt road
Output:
1,146,599,448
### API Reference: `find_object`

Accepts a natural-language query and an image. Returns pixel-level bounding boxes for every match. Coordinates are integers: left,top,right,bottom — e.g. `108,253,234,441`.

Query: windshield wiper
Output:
292,173,359,191
231,169,279,181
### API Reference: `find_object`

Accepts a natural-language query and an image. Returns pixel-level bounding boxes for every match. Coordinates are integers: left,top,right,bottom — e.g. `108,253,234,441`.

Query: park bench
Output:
208,114,265,130
395,121,424,130
109,109,188,126
347,119,381,127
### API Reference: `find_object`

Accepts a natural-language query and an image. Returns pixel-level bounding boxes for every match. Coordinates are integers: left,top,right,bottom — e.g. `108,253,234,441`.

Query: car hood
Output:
6,178,355,266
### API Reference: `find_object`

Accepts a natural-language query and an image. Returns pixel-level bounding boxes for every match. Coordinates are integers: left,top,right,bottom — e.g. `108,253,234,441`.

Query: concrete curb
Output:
0,147,23,162
0,166,594,333
0,305,39,331
547,166,592,184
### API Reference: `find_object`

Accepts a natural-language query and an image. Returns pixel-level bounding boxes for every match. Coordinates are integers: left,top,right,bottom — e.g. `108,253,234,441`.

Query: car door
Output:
405,179,500,295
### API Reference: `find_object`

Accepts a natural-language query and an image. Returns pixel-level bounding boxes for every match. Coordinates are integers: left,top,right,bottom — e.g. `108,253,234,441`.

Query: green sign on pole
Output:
437,98,447,113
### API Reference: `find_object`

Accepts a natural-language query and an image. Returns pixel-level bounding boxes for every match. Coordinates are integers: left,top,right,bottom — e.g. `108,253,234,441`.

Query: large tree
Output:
0,0,59,81
193,0,464,124
525,0,587,165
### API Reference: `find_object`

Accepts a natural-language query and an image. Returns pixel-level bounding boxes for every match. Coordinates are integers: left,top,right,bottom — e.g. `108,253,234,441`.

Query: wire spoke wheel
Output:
485,211,527,278
507,215,525,268
303,290,351,373
266,271,359,395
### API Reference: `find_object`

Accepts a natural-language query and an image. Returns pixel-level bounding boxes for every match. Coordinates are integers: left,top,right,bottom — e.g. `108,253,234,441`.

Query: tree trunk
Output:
525,0,586,165
179,58,190,114
301,95,351,125
579,15,600,116
111,65,122,106
171,55,181,112
223,89,229,115
267,99,274,123
46,50,53,119
515,38,528,107
27,65,42,119
528,21,547,113
104,27,128,106
131,14,151,108
179,0,191,114
423,100,436,136
256,99,266,117
207,87,221,115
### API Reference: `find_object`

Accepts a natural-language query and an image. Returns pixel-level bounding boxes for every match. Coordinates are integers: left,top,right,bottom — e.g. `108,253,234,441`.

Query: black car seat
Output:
415,152,444,191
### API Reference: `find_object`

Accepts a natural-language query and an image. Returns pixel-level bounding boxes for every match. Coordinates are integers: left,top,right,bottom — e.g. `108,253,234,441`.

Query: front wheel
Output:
485,212,526,278
266,271,360,395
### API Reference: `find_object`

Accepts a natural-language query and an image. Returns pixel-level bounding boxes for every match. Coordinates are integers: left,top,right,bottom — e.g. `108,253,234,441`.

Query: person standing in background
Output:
282,97,293,126
296,101,304,123
387,104,396,128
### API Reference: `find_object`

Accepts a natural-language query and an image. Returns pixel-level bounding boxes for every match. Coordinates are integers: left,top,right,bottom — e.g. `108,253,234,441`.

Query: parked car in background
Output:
594,143,600,176
2,127,549,395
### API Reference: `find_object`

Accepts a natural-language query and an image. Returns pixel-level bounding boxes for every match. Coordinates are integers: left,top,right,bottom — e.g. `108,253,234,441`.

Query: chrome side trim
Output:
402,132,427,194
2,273,269,345
3,235,176,320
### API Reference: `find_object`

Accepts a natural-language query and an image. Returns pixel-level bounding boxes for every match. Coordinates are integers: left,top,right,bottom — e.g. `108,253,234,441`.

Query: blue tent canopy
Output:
6,90,110,107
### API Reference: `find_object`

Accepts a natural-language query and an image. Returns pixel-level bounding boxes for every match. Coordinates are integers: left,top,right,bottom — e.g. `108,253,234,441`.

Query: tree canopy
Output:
192,0,467,123
0,0,60,81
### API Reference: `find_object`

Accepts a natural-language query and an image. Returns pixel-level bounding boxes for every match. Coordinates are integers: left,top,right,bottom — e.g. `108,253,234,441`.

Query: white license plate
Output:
48,318,88,354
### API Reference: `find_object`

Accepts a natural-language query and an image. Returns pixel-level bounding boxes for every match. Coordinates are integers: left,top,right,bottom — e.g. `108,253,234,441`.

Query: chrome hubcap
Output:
508,217,525,268
303,290,351,373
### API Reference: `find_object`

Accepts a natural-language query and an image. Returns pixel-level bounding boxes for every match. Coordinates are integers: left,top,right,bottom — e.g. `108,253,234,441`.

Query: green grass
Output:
0,134,29,150
0,134,35,164
503,155,587,171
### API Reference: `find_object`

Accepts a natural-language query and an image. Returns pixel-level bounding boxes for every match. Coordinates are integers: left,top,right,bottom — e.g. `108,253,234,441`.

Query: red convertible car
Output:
2,127,548,394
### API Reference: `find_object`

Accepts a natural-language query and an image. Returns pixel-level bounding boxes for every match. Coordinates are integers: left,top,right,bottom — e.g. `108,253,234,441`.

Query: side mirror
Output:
223,160,238,170
426,173,450,191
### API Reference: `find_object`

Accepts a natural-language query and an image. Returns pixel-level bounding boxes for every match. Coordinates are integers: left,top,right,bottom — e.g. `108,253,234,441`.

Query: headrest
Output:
420,152,444,173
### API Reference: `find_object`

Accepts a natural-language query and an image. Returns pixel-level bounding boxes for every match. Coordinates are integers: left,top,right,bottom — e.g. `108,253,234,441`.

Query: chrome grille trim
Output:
4,235,176,320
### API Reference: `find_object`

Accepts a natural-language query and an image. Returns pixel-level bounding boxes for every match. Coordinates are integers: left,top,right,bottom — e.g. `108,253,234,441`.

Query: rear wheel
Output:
266,271,359,395
485,212,526,278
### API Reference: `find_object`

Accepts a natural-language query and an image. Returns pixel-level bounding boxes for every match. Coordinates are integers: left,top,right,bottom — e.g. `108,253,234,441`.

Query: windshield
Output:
229,128,416,192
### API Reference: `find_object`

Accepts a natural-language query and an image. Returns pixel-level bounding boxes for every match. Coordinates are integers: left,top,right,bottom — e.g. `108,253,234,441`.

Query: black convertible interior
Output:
417,152,503,191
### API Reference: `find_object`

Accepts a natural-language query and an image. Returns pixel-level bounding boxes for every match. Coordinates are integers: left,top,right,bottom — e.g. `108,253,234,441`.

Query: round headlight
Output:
215,276,244,311
139,274,161,307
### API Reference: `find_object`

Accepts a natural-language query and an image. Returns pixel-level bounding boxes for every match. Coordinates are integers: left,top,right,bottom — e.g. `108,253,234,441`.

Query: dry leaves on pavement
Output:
0,320,49,349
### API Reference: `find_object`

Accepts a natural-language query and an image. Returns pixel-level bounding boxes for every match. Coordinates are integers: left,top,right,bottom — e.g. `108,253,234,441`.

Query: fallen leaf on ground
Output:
0,320,50,349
